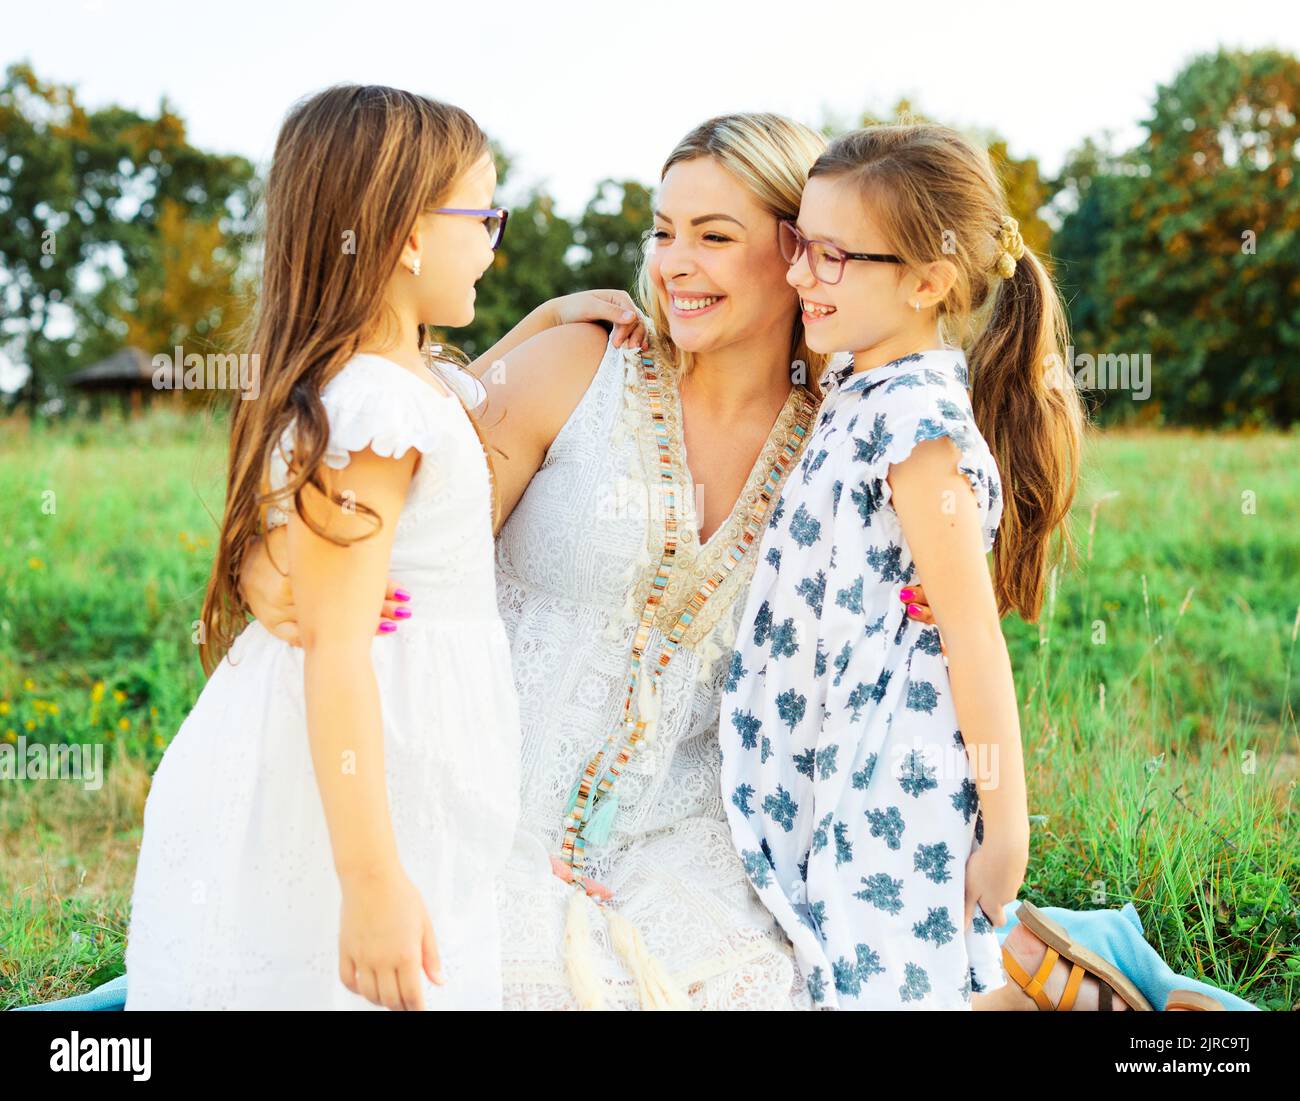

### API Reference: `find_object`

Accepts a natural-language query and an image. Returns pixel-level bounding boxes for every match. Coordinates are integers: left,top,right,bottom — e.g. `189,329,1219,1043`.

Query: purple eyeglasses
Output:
432,207,509,251
778,220,902,284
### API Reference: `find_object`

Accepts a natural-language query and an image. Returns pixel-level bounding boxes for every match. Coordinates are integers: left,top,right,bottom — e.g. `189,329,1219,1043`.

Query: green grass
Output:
1,409,1297,1009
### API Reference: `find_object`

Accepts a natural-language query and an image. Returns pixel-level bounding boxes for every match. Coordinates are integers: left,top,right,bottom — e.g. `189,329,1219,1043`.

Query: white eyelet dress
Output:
124,353,522,1010
491,333,824,1010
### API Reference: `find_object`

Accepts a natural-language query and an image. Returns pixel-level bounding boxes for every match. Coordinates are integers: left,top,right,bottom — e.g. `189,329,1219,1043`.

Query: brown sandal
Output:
1001,901,1153,1011
1166,990,1225,1010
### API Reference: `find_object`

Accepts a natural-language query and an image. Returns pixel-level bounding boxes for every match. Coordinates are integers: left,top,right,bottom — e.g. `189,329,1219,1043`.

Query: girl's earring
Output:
912,300,920,312
411,258,422,277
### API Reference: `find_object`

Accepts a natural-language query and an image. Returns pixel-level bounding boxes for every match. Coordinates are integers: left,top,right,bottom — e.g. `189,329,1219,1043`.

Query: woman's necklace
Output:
556,352,818,878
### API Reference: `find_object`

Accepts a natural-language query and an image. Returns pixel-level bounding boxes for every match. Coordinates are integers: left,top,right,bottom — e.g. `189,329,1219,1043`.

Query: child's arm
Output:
287,445,441,1011
464,289,646,377
887,437,1029,928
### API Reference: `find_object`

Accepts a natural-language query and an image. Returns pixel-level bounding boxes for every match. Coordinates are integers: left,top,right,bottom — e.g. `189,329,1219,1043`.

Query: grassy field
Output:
1,408,1297,1010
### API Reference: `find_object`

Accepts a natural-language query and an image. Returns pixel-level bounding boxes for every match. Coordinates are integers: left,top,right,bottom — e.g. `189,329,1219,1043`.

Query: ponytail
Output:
968,246,1085,621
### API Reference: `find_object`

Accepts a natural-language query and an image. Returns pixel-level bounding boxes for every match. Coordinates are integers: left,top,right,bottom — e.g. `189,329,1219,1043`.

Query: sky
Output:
7,0,1298,216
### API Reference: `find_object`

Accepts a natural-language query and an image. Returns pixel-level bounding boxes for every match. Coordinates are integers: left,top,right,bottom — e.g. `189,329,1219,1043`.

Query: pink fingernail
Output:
379,622,397,633
900,588,915,602
393,606,412,619
393,588,411,602
907,603,921,617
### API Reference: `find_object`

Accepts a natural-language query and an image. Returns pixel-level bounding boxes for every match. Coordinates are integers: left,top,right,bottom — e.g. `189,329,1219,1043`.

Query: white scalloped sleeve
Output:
265,355,455,529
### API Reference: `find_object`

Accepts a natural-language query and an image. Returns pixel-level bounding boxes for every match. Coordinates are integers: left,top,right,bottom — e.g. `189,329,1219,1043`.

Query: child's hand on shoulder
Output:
546,289,646,349
964,824,1029,930
338,866,444,1010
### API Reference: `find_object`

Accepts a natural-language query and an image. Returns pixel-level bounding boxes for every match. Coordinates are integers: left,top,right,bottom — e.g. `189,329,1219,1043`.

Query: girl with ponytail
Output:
719,123,1085,1008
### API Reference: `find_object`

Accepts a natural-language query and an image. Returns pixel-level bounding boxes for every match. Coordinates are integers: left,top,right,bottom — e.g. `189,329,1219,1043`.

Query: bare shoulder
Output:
480,321,612,453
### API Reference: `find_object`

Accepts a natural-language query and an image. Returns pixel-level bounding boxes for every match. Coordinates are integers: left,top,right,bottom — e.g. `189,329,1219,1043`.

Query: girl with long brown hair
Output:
720,122,1085,1008
122,84,638,1011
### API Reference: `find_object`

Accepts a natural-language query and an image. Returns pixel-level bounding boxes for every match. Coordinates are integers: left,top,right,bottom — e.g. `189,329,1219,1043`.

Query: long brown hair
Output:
809,124,1086,621
635,113,832,401
200,84,497,673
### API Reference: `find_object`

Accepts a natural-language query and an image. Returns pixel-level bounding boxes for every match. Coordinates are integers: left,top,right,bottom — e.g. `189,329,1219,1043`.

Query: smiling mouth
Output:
671,294,725,315
801,298,837,320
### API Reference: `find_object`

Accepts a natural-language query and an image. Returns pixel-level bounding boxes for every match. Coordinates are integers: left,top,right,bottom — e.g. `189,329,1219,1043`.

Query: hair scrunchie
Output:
994,215,1026,278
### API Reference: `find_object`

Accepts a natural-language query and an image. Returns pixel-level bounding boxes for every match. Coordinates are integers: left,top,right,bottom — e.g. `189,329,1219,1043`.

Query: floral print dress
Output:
719,347,1008,1009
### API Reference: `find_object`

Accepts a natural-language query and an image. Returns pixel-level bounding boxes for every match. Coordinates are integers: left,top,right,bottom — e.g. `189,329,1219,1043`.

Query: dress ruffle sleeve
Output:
265,357,456,528
860,373,1003,553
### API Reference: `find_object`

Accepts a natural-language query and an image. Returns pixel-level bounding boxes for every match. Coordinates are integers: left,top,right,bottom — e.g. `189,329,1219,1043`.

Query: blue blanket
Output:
12,899,1257,1011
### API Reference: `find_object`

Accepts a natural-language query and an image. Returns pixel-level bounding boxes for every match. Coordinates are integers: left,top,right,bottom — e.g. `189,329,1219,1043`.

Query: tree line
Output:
0,48,1295,425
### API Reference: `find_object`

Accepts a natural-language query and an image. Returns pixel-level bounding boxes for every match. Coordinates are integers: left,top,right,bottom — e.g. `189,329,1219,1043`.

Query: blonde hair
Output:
200,84,497,674
809,124,1086,621
635,113,832,397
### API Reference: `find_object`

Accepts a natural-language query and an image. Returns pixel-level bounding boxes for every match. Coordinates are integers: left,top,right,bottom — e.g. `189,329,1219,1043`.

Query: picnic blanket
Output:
12,899,1258,1011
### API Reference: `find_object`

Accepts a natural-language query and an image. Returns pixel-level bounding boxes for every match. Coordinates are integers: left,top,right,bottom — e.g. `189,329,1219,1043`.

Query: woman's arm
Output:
888,437,1029,927
240,524,408,647
288,445,441,1009
464,290,646,379
476,320,614,529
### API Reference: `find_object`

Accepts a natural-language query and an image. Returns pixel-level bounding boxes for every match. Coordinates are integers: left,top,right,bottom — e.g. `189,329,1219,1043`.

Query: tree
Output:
0,62,256,412
572,179,654,292
1051,49,1300,425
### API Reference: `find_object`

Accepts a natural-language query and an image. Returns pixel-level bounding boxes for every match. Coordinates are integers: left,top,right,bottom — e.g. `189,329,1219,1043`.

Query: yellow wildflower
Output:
27,557,44,570
118,717,130,731
4,729,16,743
91,682,105,702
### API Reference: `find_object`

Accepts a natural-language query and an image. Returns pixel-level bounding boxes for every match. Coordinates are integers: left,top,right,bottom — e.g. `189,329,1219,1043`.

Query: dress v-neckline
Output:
671,375,803,552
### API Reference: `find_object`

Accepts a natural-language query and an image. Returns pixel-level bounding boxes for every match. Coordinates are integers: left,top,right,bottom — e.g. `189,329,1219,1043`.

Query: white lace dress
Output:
124,353,522,1010
492,334,822,1009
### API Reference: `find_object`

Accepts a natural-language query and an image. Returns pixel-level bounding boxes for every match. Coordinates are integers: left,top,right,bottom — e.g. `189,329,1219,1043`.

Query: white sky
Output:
8,0,1298,216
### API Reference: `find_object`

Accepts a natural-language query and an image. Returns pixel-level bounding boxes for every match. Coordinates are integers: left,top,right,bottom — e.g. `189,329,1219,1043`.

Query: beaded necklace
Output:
557,353,817,878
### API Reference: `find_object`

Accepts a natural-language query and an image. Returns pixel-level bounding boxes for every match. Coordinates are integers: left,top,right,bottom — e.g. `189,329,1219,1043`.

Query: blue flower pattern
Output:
719,348,1005,1009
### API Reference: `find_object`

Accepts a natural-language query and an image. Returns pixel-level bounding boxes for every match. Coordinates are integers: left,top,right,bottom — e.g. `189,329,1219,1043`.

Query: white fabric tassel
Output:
606,908,690,1010
563,887,607,1010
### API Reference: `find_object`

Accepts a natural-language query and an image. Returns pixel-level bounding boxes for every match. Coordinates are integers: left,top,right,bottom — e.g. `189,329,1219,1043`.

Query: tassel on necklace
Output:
563,886,606,1010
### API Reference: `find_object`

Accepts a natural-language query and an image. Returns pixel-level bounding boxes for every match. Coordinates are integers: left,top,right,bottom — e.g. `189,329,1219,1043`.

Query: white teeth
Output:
673,295,720,312
802,299,837,316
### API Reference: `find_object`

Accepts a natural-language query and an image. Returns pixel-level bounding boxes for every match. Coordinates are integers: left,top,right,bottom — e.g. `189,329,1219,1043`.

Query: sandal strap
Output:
1001,944,1059,1011
1057,962,1086,1011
